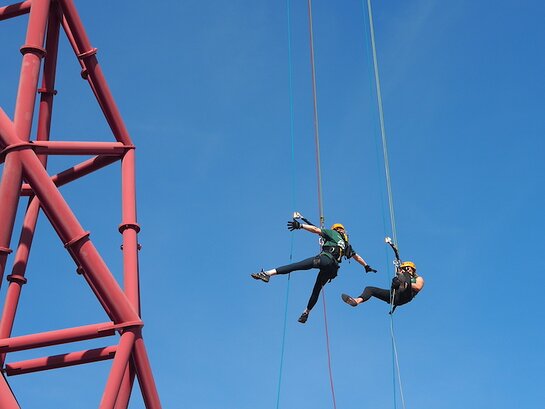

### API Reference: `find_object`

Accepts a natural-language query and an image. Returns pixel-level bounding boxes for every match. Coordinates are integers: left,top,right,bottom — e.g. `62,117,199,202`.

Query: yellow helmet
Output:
331,223,345,231
400,261,416,271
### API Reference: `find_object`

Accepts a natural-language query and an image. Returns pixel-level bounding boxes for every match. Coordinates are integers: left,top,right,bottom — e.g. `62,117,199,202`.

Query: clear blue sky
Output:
1,0,544,408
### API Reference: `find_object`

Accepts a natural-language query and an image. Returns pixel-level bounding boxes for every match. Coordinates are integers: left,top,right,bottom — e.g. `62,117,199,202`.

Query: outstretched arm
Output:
301,224,322,235
352,253,376,272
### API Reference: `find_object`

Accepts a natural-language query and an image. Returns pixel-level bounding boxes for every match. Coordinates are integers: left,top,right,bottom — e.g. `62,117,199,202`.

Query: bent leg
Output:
359,286,391,304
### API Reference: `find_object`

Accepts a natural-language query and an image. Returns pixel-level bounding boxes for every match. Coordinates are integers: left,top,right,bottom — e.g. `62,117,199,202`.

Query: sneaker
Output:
341,293,358,307
251,270,270,283
298,311,309,324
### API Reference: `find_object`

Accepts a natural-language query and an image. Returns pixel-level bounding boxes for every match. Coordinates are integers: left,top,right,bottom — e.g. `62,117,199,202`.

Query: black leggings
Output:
359,286,412,306
276,254,339,311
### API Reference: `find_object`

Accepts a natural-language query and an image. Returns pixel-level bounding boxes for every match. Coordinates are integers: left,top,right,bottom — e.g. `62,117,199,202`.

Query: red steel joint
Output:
37,87,57,95
19,44,46,58
119,244,141,250
76,266,84,275
118,223,140,234
64,231,90,249
77,47,97,60
0,141,34,158
6,274,27,285
100,320,144,334
0,247,13,255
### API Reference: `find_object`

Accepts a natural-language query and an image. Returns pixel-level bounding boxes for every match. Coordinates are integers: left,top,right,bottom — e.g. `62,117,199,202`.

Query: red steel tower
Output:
0,1,161,407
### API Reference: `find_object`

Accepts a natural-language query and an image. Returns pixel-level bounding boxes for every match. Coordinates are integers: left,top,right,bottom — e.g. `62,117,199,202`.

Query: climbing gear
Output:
287,219,302,231
322,245,342,262
297,311,309,323
341,293,358,307
385,236,401,265
251,270,270,283
331,223,345,231
399,261,416,271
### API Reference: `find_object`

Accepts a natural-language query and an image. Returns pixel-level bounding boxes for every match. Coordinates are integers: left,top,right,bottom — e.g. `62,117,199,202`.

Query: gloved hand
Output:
364,265,377,273
287,220,302,231
391,276,401,289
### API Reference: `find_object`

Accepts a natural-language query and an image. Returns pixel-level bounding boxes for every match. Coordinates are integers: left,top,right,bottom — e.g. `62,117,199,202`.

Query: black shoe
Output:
251,270,270,283
341,293,358,307
298,311,309,324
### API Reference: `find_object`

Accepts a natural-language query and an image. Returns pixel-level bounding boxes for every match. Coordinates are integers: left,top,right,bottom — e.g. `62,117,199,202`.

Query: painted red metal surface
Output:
0,1,161,407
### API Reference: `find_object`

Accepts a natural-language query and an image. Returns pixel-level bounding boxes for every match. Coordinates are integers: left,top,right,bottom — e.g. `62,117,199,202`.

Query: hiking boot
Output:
341,293,358,307
251,270,270,283
298,311,309,324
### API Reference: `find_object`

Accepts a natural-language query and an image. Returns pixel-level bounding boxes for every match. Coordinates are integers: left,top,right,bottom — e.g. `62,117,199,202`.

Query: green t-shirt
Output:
320,228,348,262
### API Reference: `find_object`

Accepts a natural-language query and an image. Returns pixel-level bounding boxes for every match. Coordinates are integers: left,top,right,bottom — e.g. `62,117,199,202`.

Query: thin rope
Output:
390,291,398,409
322,288,337,409
306,0,325,228
390,314,407,409
276,0,296,407
365,1,406,408
366,0,397,245
306,2,337,407
275,274,291,409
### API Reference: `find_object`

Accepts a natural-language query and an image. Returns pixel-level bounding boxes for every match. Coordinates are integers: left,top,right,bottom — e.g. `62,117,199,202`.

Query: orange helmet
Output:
331,223,345,231
400,261,416,271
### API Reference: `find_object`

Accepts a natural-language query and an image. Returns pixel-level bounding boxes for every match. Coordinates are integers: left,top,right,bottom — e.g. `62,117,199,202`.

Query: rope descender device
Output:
385,236,401,267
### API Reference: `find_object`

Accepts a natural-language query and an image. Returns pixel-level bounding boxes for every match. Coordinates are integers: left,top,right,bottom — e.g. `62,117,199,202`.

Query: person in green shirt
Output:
251,221,376,324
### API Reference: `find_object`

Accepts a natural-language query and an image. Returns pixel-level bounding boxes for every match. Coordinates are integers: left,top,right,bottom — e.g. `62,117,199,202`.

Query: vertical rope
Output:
366,0,397,245
322,288,337,409
364,1,406,408
306,0,325,229
305,2,336,408
276,274,291,409
390,315,407,409
276,1,296,407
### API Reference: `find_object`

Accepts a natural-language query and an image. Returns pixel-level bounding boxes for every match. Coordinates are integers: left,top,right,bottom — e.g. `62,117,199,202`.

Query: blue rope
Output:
361,1,405,408
275,0,296,407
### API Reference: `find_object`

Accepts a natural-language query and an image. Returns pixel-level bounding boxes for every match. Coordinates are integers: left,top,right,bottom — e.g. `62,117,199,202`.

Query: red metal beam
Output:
0,372,19,408
5,345,117,376
59,0,133,146
0,322,118,353
0,1,31,22
101,331,136,408
0,0,50,293
20,154,121,196
0,142,132,163
0,2,161,406
0,1,62,369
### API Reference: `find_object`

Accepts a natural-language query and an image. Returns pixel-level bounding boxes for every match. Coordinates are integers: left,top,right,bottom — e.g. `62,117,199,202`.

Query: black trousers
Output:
359,286,412,306
276,254,339,311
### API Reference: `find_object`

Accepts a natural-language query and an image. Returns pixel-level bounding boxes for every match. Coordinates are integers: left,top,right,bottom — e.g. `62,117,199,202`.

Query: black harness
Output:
392,271,414,306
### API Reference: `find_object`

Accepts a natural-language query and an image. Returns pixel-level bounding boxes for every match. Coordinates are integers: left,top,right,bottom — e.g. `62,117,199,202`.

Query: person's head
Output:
331,223,346,233
399,261,417,276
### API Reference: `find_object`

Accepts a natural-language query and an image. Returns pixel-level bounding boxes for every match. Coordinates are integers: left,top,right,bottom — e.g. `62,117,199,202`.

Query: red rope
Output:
322,287,337,409
306,0,325,228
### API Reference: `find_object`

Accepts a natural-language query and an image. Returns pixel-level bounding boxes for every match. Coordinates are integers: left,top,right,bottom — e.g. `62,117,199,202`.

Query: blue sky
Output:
1,0,544,408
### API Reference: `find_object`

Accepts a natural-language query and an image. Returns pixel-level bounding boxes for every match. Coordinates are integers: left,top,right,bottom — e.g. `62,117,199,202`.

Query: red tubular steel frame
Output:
0,1,161,408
